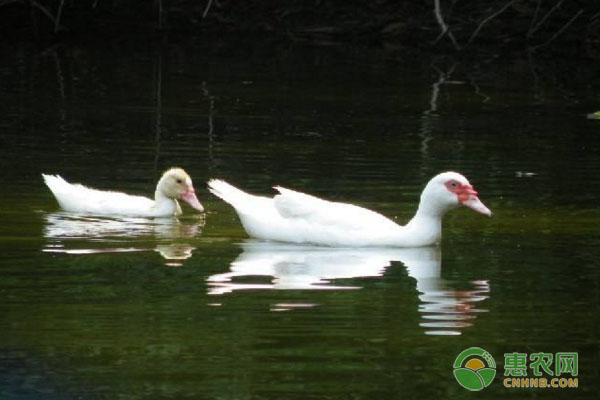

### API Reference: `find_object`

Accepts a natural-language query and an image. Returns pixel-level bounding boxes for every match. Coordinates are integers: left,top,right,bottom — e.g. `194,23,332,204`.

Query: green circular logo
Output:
453,347,496,391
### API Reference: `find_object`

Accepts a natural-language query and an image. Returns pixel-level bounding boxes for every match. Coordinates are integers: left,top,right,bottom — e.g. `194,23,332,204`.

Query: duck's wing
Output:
273,186,400,232
43,174,153,215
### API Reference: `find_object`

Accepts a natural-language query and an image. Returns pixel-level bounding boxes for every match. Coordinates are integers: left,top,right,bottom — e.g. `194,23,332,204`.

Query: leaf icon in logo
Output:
478,368,496,387
454,368,485,391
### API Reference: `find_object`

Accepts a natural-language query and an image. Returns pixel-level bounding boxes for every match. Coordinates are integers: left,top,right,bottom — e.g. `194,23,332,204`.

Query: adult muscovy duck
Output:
208,172,491,247
43,168,204,217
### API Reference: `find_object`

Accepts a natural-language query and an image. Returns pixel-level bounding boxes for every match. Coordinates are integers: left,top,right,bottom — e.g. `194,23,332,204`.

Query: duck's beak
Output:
181,187,204,212
459,186,492,217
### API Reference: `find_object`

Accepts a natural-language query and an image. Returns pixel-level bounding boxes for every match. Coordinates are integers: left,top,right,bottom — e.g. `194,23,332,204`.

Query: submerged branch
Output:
467,0,517,45
158,0,162,29
531,8,583,50
529,0,543,34
30,0,56,25
203,0,213,19
432,0,460,49
528,0,564,37
54,0,63,32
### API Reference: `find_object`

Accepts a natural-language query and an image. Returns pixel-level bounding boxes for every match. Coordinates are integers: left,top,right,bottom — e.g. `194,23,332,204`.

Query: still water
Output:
0,38,599,399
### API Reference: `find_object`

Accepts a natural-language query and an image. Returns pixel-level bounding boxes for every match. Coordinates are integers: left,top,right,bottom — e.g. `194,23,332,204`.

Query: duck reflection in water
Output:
207,240,490,335
42,212,203,266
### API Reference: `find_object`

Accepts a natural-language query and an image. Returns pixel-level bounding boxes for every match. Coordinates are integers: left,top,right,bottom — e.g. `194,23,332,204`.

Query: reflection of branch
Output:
50,48,67,126
529,0,543,34
54,0,64,32
153,53,163,177
432,0,460,49
419,63,456,156
428,67,442,114
469,77,491,104
531,9,583,50
203,0,213,18
201,83,214,139
28,0,61,29
158,0,163,29
202,82,215,172
427,64,456,113
467,0,517,45
528,0,564,37
588,10,600,38
526,50,544,104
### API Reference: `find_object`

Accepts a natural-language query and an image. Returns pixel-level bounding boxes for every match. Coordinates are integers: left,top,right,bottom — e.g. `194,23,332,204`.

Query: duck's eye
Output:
449,181,458,189
176,179,183,184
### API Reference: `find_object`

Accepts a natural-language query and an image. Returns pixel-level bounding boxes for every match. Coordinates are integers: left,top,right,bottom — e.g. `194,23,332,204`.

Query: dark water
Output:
1,38,599,399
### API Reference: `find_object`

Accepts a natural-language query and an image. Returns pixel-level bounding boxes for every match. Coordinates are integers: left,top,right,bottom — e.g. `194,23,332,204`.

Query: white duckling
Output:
43,168,204,217
207,171,491,247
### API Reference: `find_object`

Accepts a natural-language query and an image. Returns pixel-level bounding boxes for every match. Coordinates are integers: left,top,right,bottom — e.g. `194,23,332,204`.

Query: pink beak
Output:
458,185,492,217
180,187,204,212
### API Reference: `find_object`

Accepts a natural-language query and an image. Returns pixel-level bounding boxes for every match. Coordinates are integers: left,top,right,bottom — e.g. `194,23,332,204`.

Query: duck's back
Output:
270,187,404,246
273,186,399,231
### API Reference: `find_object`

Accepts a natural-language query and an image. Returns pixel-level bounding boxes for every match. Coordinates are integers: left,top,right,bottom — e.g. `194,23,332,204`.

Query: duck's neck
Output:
154,190,182,216
400,199,447,246
413,196,449,220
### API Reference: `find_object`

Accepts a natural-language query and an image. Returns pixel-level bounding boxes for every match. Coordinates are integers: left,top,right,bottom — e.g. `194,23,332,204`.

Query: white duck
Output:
207,172,491,247
43,168,204,217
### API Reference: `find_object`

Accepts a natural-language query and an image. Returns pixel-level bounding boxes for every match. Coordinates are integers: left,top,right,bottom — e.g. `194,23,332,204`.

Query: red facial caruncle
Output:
445,180,478,203
445,179,492,216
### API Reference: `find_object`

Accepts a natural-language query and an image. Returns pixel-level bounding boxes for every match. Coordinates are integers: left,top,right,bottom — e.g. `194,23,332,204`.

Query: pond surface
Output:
0,37,599,399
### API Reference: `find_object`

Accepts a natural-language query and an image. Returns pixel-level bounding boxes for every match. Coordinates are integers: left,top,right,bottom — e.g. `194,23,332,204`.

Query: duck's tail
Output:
42,174,89,212
207,179,249,205
42,174,70,196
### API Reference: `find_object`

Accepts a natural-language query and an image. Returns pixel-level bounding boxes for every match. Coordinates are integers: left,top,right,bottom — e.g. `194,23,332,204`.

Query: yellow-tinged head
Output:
157,168,204,212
